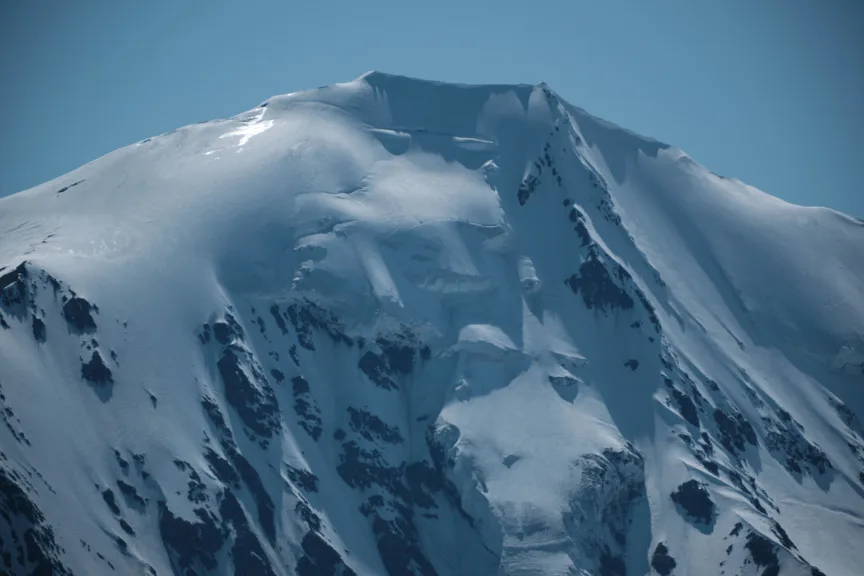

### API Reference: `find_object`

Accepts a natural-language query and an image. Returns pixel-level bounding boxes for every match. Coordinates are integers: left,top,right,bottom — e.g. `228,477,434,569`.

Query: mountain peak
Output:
0,73,861,576
356,69,542,91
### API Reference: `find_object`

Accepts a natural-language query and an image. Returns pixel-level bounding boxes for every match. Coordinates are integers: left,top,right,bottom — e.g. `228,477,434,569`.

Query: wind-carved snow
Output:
829,345,864,375
517,256,541,294
1,71,862,576
219,106,274,149
454,324,518,355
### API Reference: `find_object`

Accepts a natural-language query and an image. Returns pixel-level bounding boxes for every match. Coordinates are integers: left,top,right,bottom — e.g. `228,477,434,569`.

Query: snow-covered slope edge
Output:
1,71,862,576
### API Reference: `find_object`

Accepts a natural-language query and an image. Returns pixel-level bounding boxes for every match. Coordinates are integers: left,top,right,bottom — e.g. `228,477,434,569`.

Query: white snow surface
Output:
1,71,862,576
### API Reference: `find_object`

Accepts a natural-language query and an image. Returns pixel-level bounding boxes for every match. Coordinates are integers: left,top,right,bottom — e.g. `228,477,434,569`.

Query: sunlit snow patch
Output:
218,107,273,149
450,324,519,358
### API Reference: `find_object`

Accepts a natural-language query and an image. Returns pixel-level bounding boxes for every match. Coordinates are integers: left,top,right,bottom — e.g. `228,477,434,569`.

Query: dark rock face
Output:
726,469,775,517
213,321,237,345
201,396,233,440
81,351,113,385
292,376,323,441
225,312,245,340
219,490,277,576
0,263,28,308
668,384,699,428
160,444,277,574
569,207,593,247
566,253,634,312
334,428,452,576
563,445,645,576
651,542,677,575
0,381,30,446
348,407,404,444
729,523,823,576
729,522,743,537
217,348,281,441
671,480,715,526
597,195,622,226
599,549,626,576
206,312,246,347
295,500,321,532
116,480,146,509
832,398,863,433
102,488,121,515
372,513,437,576
158,501,226,573
199,395,276,544
285,465,319,493
119,518,135,536
745,532,780,576
204,448,240,487
0,263,25,290
287,299,354,351
0,466,73,575
404,462,445,510
296,531,357,576
763,411,832,477
678,433,719,476
62,297,97,332
203,312,282,446
114,449,130,472
769,519,796,551
337,441,402,494
230,452,276,543
713,408,758,457
31,315,46,343
7,255,842,575
832,398,864,484
198,323,212,344
517,173,540,205
269,304,288,335
357,328,428,392
517,137,564,205
376,333,423,375
55,179,84,195
634,289,661,333
359,351,399,391
667,370,779,519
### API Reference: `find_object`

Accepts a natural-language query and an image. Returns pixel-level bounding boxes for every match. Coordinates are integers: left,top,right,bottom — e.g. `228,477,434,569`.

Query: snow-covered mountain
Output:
1,71,863,576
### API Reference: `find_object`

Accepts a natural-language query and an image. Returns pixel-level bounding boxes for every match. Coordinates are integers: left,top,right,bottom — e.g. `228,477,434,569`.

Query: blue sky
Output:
2,0,862,217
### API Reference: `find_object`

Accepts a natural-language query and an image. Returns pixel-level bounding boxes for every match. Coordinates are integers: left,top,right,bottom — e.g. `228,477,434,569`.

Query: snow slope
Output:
1,71,863,576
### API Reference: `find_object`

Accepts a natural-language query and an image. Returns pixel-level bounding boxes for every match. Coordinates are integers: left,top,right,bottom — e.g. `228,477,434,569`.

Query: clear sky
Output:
2,0,862,217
